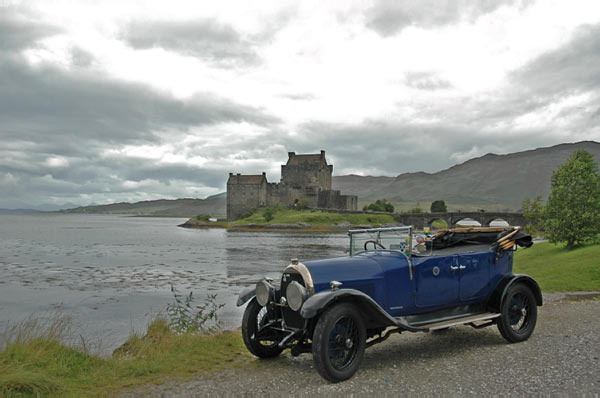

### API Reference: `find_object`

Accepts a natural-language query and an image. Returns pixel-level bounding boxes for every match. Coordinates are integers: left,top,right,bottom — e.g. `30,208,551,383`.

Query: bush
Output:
544,149,600,249
430,200,447,212
297,198,310,210
363,199,394,213
408,207,424,214
239,210,255,219
195,214,211,222
166,284,225,334
262,207,274,222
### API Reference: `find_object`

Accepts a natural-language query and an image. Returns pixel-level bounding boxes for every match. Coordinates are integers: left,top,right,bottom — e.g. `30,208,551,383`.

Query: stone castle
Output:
227,150,358,220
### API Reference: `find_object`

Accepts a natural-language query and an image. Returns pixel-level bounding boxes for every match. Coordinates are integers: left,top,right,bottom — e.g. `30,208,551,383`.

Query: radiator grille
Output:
281,271,306,329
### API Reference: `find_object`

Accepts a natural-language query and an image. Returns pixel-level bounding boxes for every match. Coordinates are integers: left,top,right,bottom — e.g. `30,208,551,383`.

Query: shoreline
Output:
178,220,403,233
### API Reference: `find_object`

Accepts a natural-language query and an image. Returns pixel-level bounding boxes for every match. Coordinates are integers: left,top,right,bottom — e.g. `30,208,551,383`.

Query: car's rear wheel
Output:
312,303,366,382
497,283,537,343
242,298,283,358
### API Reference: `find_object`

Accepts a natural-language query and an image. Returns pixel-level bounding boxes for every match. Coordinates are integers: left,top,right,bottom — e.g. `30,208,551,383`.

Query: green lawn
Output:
231,207,396,227
514,242,600,292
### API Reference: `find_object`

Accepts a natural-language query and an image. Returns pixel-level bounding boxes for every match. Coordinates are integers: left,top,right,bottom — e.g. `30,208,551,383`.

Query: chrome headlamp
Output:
286,281,308,311
255,279,274,306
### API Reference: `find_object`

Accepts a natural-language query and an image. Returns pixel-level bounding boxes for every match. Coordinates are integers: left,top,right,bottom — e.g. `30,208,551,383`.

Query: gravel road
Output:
122,294,600,396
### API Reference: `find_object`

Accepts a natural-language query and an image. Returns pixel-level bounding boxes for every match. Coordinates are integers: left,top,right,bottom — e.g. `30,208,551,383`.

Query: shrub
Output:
166,284,225,334
239,210,255,219
262,207,274,222
297,198,310,210
364,199,394,213
195,214,211,222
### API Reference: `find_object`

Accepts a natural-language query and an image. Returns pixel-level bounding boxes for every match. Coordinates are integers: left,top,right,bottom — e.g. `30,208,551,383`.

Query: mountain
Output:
333,141,600,211
61,196,226,218
0,208,44,214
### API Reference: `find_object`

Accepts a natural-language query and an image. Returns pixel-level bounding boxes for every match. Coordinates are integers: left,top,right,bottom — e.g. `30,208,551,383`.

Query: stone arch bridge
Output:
396,212,527,229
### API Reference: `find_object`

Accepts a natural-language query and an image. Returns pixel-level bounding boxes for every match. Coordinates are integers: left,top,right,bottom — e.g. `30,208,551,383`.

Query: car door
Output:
414,255,460,308
458,252,491,301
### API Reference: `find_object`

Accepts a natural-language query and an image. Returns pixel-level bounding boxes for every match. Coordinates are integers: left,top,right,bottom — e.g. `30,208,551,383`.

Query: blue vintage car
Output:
237,226,540,382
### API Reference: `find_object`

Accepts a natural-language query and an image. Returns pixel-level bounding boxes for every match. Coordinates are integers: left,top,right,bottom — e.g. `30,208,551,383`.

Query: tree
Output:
544,149,600,249
430,200,447,212
363,199,394,213
521,195,545,235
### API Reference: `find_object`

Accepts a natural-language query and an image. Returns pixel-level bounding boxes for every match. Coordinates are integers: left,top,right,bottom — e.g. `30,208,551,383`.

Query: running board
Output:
408,312,500,331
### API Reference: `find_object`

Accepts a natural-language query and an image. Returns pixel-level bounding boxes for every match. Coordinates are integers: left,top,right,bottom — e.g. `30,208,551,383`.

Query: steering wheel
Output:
364,240,386,250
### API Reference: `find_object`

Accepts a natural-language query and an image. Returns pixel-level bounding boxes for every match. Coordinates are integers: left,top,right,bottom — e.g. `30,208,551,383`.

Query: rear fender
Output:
488,274,543,312
300,289,424,332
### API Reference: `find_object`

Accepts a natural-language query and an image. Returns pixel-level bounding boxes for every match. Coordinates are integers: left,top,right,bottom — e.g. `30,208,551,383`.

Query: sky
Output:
1,0,600,208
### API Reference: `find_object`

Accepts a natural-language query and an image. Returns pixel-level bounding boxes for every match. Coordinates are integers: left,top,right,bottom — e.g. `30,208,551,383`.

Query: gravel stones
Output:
121,295,600,396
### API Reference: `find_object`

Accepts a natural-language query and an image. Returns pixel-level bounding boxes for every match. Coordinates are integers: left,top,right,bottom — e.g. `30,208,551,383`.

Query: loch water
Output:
0,214,347,353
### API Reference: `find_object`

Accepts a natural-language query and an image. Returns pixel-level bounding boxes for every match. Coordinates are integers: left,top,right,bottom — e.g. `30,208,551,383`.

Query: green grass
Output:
0,318,249,396
514,242,600,292
231,207,396,227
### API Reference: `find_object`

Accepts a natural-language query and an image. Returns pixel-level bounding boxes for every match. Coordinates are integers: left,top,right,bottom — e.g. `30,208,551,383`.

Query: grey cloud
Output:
0,58,277,152
280,92,317,101
70,47,95,68
365,0,525,37
123,19,259,67
0,6,62,52
0,9,279,208
405,72,452,91
511,24,600,96
292,119,561,177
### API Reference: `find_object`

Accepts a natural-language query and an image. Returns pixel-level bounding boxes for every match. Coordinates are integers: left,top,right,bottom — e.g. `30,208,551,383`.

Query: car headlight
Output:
255,280,273,306
286,281,307,311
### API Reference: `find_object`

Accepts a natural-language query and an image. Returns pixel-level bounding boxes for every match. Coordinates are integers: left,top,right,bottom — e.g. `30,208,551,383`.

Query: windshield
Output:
348,226,413,256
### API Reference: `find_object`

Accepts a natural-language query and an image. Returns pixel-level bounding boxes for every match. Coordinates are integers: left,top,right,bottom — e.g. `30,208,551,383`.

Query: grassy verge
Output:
181,208,398,230
231,207,396,227
514,242,600,292
0,318,249,396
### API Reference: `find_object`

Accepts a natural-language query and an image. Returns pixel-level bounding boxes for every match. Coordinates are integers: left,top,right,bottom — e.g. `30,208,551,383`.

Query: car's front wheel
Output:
312,303,366,382
242,298,283,358
497,283,538,343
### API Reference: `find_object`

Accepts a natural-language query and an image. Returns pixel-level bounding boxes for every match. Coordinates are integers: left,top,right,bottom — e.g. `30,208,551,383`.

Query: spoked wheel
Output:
497,283,537,343
312,303,366,382
242,298,283,358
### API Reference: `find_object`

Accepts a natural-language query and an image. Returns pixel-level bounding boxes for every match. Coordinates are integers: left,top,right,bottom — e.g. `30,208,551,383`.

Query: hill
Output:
61,197,226,218
333,141,600,211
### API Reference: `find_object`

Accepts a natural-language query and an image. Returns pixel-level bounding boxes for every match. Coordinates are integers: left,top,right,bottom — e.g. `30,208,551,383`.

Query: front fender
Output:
300,289,425,332
487,274,543,312
236,286,255,307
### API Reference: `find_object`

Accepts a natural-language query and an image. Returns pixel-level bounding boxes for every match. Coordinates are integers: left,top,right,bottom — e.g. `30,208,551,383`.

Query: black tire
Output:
497,283,538,343
312,303,366,382
242,298,283,358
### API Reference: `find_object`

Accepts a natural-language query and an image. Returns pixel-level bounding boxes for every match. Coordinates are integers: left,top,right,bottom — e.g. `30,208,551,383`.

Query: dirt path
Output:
122,295,600,396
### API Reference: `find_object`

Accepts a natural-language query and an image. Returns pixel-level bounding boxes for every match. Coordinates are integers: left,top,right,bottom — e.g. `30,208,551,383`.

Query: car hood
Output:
303,255,384,293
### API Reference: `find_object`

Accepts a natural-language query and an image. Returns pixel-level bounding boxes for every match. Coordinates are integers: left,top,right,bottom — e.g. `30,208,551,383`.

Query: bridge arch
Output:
451,217,482,227
427,217,449,230
485,217,509,227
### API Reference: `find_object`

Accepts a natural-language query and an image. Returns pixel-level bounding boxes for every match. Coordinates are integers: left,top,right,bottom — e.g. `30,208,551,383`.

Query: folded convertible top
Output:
431,227,532,251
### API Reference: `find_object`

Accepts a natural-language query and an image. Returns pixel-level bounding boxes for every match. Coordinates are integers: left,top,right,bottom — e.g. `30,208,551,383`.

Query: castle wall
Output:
318,190,358,211
226,174,267,220
226,151,357,219
280,151,332,191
